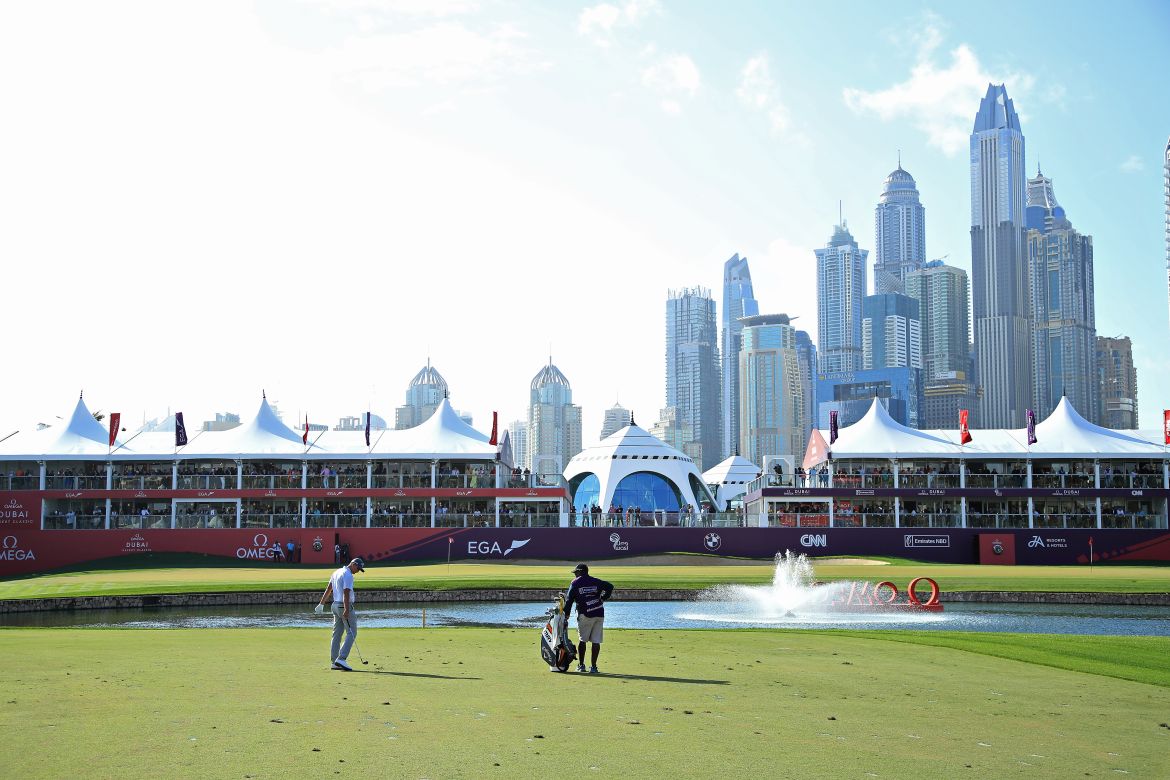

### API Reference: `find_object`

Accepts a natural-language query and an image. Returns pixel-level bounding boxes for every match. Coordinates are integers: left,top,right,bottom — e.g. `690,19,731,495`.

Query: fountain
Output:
679,550,943,626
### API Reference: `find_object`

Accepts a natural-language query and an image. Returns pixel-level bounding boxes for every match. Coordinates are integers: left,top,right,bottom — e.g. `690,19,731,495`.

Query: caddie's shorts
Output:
577,615,604,643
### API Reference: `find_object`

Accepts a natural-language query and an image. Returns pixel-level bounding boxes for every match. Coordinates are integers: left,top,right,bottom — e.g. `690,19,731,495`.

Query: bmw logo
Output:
703,532,722,551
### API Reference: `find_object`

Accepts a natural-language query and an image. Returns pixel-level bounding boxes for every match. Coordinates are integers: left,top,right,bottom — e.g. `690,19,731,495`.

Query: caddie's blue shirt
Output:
566,575,614,619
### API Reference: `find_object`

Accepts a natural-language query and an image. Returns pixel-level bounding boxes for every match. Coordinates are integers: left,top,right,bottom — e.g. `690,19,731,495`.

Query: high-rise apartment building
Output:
527,359,582,486
794,330,818,440
600,402,632,440
862,293,922,370
905,261,979,429
874,161,926,295
1026,170,1097,421
970,83,1032,428
666,287,721,470
1096,336,1139,429
649,406,692,455
507,419,528,471
721,253,759,460
816,222,868,374
738,314,805,473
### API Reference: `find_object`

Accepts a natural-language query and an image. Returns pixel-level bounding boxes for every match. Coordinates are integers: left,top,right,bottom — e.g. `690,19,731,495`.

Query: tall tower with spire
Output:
816,219,868,374
720,253,759,461
874,156,926,295
970,83,1032,428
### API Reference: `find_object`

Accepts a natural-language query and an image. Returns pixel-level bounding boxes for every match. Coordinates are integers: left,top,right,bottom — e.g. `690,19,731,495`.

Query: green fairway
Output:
2,557,1170,599
2,628,1167,779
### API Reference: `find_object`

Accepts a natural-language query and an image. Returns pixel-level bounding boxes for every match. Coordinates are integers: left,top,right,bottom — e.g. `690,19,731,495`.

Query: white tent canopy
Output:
0,396,498,462
0,395,128,460
807,397,1167,464
703,454,762,510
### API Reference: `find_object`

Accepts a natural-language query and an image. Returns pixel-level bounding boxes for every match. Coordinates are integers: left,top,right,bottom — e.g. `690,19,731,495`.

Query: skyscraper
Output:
1026,170,1097,421
906,261,979,429
666,287,721,470
527,359,582,486
396,361,449,429
738,314,805,472
1096,336,1139,429
507,418,528,471
874,160,926,294
816,221,868,374
970,83,1032,428
862,293,922,370
1165,136,1169,326
721,253,759,460
600,402,632,440
794,329,818,440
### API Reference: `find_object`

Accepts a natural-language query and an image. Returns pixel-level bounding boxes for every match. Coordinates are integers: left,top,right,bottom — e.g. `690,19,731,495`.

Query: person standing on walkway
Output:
315,557,365,671
565,563,614,674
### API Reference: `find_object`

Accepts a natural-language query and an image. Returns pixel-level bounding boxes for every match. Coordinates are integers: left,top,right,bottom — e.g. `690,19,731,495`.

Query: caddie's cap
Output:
572,563,588,575
350,558,366,572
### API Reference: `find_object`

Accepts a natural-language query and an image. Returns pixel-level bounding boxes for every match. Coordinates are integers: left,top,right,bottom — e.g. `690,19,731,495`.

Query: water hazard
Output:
4,600,1170,636
4,553,1168,635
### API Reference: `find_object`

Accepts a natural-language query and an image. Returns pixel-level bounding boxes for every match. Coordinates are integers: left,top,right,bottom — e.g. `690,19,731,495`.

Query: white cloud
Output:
735,54,772,109
843,23,1038,156
578,0,661,46
642,53,700,113
300,0,480,17
323,22,545,92
1120,154,1144,173
735,53,790,134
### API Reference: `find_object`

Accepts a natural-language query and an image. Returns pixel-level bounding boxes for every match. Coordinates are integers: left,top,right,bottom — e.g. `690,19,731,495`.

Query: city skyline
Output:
1,3,1166,446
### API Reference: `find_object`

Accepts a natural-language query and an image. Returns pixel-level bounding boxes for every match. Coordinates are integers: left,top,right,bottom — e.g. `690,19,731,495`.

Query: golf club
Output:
352,643,369,665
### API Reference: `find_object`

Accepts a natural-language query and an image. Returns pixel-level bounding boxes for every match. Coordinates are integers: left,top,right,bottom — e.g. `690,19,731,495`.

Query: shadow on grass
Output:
580,672,729,685
353,669,483,680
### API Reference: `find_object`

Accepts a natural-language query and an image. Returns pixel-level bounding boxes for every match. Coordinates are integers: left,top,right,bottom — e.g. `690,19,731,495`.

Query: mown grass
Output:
2,556,1170,599
2,628,1167,779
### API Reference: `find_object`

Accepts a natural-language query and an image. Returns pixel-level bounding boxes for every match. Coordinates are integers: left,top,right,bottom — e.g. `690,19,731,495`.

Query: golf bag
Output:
540,593,577,672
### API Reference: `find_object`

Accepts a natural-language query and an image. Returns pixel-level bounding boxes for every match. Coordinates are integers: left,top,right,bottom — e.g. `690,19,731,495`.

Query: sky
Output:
1,0,1168,447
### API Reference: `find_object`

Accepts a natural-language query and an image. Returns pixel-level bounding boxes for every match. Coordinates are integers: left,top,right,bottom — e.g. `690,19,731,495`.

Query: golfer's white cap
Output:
350,558,366,572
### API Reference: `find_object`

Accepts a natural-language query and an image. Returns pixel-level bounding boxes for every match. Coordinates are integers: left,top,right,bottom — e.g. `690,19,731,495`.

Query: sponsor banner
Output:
903,534,949,548
1,495,38,525
1,524,1168,575
978,533,1016,565
761,487,1170,499
30,487,569,501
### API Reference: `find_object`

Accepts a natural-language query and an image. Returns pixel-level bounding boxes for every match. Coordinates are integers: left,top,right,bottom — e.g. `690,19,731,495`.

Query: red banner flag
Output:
959,409,972,445
108,413,121,447
489,411,498,446
303,416,309,445
1163,410,1169,445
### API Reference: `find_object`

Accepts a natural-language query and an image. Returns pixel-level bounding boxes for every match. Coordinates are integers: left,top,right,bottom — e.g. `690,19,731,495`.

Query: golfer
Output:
565,563,614,674
316,557,365,671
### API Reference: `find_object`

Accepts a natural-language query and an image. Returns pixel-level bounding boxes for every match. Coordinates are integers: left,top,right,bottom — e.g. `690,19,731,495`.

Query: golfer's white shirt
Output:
330,567,355,606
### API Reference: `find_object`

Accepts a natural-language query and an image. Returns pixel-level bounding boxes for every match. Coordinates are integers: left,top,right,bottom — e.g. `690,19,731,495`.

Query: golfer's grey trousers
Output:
330,604,357,663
